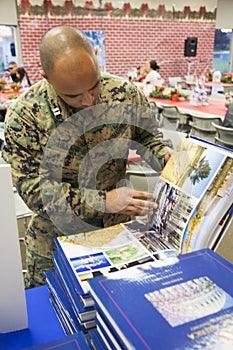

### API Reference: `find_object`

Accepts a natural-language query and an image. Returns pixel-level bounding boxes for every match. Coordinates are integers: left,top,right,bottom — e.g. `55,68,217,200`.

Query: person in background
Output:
135,66,147,82
15,66,32,92
3,25,172,289
143,59,164,88
2,61,19,83
223,102,233,128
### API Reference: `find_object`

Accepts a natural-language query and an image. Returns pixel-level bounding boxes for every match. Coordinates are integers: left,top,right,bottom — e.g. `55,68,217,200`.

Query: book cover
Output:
54,224,155,298
25,331,91,350
88,249,233,350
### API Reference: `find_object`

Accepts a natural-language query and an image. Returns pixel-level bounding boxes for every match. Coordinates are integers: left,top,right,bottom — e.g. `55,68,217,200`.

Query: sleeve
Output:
2,109,106,233
128,83,173,170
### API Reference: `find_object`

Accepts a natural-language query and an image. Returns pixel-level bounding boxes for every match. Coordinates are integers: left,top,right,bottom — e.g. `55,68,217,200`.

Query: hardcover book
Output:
54,223,160,302
52,250,96,319
45,268,95,335
87,248,233,350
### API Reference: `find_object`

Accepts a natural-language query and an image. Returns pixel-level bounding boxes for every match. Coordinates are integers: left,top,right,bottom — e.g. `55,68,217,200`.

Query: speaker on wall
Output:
10,42,16,56
184,37,198,57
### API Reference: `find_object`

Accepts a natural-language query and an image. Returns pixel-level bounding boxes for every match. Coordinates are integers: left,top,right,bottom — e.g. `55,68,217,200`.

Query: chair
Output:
179,80,190,90
224,86,233,94
161,106,179,130
149,101,163,126
161,105,192,133
189,115,223,142
168,77,182,88
211,122,233,149
126,161,160,192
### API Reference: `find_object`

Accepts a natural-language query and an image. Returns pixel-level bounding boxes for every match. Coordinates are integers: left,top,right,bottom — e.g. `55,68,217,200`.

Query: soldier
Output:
3,25,172,288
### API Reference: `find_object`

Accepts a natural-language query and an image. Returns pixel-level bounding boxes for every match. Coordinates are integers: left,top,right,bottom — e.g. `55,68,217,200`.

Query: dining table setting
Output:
148,94,226,120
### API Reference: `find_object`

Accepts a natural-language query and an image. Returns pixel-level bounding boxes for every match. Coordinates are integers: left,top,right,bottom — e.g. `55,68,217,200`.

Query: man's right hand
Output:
106,187,157,217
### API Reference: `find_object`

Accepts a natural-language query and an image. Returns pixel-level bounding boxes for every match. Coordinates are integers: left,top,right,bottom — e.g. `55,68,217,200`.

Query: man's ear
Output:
40,69,48,80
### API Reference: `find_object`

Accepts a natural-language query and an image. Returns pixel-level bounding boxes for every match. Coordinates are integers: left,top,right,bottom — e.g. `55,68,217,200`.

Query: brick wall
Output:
18,16,216,85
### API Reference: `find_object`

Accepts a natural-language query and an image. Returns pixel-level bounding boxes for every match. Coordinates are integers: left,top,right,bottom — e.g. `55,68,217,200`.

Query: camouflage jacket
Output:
3,73,171,258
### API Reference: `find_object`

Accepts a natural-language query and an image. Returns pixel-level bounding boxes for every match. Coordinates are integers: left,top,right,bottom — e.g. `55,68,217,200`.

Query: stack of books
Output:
46,137,233,348
87,248,233,349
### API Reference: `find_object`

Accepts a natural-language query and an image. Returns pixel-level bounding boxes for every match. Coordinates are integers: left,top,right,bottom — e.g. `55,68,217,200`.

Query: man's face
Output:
46,49,101,109
8,63,17,74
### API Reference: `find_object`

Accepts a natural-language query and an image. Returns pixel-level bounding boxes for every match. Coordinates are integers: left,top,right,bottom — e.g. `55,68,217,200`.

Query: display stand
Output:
0,164,28,333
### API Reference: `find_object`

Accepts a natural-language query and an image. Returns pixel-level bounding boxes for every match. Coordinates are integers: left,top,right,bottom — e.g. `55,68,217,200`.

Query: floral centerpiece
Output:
10,82,22,90
170,88,180,101
10,82,22,94
225,91,233,107
208,71,233,83
149,86,189,101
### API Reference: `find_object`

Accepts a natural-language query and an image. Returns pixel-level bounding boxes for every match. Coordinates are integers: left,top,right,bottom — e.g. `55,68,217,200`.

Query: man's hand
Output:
106,187,157,216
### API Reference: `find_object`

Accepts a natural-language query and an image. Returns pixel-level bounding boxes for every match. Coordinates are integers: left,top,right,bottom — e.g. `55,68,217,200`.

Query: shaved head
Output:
40,26,95,76
39,25,100,108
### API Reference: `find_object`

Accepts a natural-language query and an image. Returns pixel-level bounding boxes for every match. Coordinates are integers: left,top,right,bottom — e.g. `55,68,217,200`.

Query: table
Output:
0,90,19,104
204,81,233,94
149,96,226,120
186,81,233,94
0,286,65,350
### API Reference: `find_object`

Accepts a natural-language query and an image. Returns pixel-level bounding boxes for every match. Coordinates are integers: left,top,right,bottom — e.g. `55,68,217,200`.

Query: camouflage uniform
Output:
3,73,171,288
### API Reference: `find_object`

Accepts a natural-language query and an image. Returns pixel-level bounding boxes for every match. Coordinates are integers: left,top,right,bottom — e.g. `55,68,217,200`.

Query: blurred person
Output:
223,102,233,128
15,66,32,92
143,60,164,88
136,66,147,82
2,61,19,83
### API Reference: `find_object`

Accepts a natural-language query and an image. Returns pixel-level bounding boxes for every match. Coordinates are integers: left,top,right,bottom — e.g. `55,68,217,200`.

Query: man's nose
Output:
81,92,95,106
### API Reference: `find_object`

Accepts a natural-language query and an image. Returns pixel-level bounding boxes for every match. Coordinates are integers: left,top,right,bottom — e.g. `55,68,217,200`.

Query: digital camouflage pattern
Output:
3,73,172,288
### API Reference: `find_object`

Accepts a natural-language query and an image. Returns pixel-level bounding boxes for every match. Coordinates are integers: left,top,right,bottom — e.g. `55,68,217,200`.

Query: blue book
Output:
88,248,233,350
45,268,95,334
54,224,155,304
25,332,91,349
87,328,109,350
52,250,96,313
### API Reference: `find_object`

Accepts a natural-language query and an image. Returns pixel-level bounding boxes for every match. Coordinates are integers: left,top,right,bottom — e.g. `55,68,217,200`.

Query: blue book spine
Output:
52,250,95,315
45,269,84,333
54,240,89,297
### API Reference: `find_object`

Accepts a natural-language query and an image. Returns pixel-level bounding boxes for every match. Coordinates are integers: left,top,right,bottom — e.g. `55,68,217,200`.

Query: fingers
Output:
117,205,155,216
106,187,157,216
131,190,155,201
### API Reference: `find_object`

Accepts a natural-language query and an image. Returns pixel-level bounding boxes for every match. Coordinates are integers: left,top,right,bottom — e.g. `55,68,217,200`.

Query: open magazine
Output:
54,137,233,300
146,136,233,254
